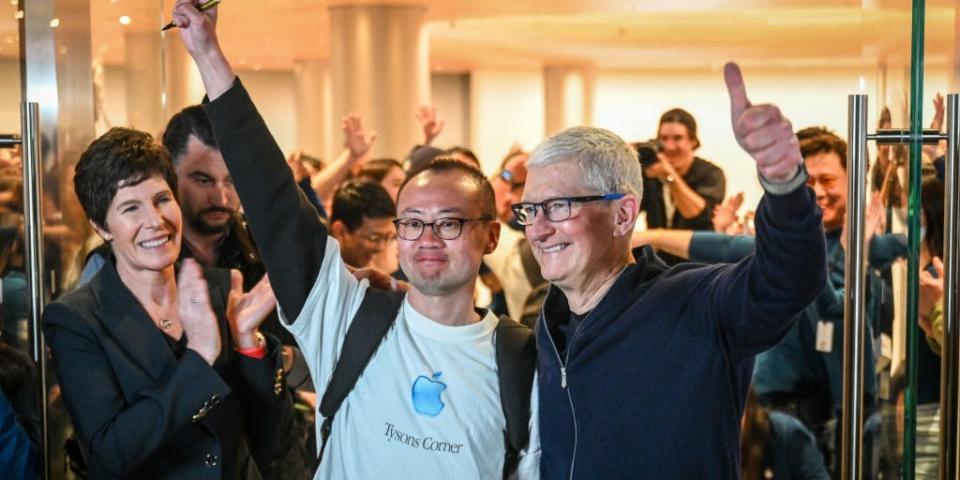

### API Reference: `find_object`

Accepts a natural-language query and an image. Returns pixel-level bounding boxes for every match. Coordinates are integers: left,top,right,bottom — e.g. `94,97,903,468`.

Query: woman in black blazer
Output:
43,128,305,479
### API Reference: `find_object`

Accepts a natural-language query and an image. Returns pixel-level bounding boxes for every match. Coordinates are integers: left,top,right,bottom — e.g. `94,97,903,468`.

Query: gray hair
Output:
528,126,643,202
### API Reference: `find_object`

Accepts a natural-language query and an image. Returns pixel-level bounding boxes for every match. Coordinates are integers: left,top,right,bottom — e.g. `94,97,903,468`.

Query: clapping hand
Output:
724,62,802,183
178,259,222,365
227,271,277,350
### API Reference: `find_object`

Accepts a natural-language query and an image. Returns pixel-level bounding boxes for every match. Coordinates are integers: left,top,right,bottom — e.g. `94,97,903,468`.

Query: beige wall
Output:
241,70,298,157
594,65,952,210
0,59,20,135
77,62,955,205
430,73,470,153
469,68,546,174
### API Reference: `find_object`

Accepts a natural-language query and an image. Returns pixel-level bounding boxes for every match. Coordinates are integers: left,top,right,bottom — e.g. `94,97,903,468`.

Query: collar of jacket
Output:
90,260,228,380
539,245,670,353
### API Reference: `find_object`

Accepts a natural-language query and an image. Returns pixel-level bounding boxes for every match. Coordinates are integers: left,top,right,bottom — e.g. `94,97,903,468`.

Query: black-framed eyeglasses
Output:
392,217,494,241
510,193,625,226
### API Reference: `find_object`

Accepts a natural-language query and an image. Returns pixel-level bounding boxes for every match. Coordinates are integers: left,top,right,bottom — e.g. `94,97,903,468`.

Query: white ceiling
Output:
0,0,955,72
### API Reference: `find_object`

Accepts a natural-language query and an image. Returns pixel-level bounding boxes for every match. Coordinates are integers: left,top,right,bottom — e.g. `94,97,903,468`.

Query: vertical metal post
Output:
21,102,49,480
842,94,868,480
942,93,960,479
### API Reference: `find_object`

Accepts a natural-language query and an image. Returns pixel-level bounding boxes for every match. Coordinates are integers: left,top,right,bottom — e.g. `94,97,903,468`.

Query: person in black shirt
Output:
641,108,726,260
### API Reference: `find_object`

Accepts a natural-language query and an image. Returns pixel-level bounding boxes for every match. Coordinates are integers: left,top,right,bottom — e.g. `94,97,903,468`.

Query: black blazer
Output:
43,261,304,479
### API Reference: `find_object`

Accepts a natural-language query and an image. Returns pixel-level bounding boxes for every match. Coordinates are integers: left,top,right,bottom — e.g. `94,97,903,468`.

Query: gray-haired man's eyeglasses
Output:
510,193,625,226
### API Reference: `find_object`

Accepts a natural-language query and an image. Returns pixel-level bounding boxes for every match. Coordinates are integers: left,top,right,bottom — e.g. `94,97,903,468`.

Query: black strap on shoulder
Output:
315,288,405,470
495,314,536,479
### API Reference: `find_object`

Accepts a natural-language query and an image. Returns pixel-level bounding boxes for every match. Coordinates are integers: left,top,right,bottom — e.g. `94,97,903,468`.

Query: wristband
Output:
235,332,266,359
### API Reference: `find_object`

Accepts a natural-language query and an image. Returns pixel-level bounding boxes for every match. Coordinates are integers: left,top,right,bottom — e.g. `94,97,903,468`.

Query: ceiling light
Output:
49,18,60,28
119,15,131,25
14,10,23,19
9,0,17,5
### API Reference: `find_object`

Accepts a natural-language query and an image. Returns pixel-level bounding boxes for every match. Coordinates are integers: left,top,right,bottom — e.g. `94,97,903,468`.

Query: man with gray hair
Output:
513,63,826,478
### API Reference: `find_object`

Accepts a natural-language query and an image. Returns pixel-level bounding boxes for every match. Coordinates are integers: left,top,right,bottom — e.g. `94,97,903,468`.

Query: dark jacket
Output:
537,183,826,479
43,261,302,479
758,412,831,480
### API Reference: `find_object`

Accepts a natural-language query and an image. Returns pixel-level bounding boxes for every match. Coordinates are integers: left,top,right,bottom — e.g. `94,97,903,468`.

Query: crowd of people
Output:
0,0,951,479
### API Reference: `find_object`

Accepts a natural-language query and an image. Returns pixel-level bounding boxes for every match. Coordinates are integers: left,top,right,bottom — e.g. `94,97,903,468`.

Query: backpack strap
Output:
315,288,405,469
495,315,537,479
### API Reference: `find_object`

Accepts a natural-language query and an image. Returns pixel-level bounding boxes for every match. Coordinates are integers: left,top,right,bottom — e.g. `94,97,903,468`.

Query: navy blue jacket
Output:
759,412,831,480
688,231,883,412
537,183,826,479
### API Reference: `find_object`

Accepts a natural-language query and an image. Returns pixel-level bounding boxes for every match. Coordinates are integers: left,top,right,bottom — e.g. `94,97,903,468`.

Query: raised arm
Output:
173,1,326,320
310,114,376,200
710,63,826,355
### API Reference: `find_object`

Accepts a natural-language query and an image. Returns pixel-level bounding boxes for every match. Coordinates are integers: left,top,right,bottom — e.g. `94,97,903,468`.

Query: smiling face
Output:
804,151,847,233
332,216,397,269
395,169,498,297
657,121,697,171
95,175,182,275
521,161,627,293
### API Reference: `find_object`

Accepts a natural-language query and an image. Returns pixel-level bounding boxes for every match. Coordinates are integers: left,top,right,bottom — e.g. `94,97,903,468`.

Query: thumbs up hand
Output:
724,62,803,183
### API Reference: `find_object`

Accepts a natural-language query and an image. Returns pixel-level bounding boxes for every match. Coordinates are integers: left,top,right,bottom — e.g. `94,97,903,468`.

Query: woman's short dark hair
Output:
658,108,700,150
74,127,177,230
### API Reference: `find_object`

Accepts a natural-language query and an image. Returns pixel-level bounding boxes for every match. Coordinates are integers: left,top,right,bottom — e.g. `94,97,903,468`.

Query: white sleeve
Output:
513,374,541,480
279,236,369,398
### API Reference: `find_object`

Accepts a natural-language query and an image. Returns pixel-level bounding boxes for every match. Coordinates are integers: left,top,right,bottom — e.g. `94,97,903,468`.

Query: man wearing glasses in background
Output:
327,178,397,270
513,63,827,478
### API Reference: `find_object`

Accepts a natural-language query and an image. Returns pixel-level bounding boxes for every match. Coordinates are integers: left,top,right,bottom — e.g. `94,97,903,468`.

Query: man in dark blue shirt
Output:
514,64,826,478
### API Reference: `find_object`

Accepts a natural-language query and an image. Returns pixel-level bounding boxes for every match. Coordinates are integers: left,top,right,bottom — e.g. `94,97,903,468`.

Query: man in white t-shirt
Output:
172,2,539,478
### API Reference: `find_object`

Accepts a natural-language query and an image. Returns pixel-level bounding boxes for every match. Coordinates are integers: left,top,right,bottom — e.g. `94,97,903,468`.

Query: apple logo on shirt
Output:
411,371,446,417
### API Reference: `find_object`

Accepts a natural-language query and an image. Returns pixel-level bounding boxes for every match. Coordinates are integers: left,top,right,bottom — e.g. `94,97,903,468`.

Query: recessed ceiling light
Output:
49,18,60,28
14,10,24,19
119,15,131,25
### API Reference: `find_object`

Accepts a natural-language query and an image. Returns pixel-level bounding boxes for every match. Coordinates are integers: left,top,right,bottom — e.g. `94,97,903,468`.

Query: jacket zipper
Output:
543,310,588,480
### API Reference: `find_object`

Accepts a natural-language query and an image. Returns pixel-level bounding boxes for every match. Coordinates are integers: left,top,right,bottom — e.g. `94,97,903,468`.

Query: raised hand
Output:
416,106,445,146
287,151,307,183
342,113,377,159
172,0,219,58
712,192,744,233
931,93,945,130
724,62,802,183
178,259,222,365
173,0,234,100
227,271,277,350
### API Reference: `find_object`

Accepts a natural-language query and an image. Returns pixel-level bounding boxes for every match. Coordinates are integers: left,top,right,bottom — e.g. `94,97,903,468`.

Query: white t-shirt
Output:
282,239,540,480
